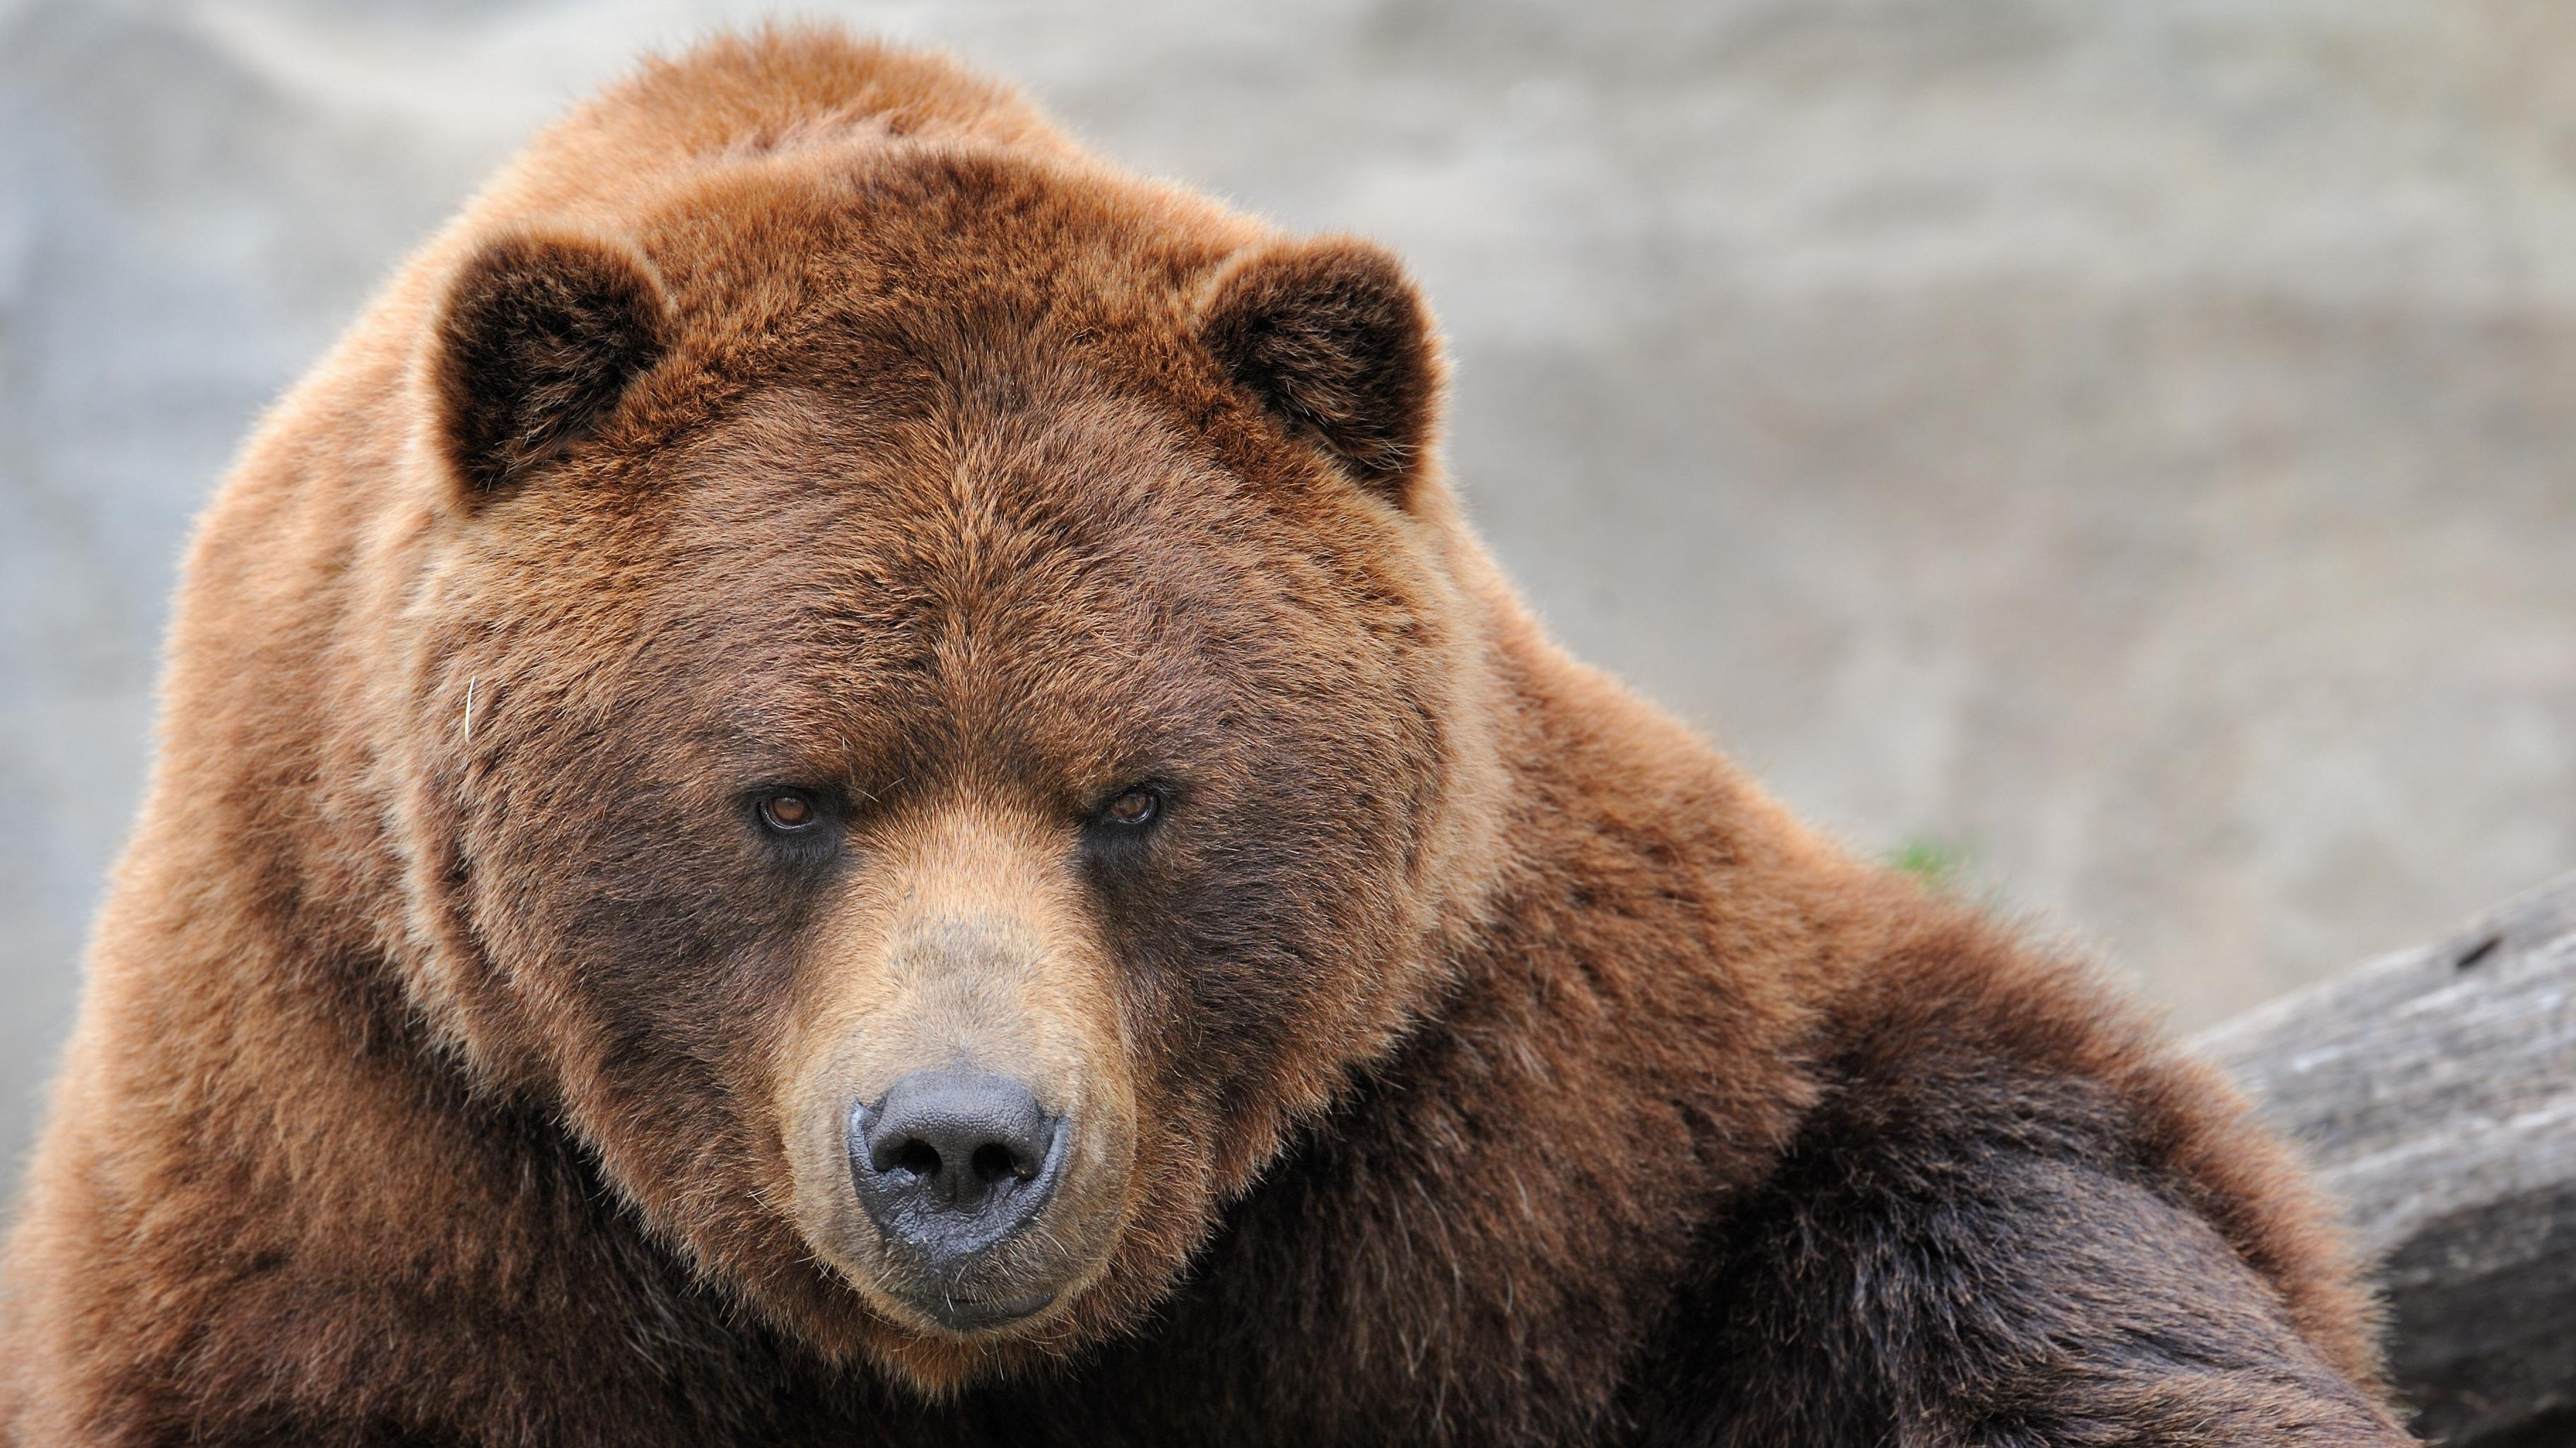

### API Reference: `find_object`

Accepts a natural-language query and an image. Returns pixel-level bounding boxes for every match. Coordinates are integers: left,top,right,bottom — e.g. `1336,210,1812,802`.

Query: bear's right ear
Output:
429,229,674,498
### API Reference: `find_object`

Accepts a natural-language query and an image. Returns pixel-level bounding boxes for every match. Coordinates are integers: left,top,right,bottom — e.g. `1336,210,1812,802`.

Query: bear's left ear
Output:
1195,237,1442,508
429,228,675,498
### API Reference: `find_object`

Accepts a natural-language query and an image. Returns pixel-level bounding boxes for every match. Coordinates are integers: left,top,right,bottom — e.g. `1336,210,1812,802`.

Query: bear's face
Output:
393,151,1501,1387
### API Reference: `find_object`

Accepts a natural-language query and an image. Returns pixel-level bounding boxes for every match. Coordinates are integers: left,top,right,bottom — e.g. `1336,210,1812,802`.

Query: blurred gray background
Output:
5,0,2572,1182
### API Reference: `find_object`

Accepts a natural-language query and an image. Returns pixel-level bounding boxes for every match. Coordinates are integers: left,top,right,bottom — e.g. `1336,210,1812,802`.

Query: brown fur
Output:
0,28,2411,1447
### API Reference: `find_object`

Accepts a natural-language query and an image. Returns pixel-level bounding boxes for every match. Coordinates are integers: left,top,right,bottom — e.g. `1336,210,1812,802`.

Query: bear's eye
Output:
1099,787,1160,829
759,789,821,832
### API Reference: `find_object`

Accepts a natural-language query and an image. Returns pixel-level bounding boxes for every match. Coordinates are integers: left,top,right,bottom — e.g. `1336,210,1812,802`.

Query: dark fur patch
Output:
1196,238,1441,506
432,230,674,495
1626,1028,2405,1445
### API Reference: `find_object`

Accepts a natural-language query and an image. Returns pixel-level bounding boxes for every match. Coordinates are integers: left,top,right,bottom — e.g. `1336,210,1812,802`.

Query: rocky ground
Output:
5,0,2573,1172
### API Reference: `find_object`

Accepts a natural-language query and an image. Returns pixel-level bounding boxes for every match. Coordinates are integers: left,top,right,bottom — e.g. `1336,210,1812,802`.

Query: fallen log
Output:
2196,872,2576,1447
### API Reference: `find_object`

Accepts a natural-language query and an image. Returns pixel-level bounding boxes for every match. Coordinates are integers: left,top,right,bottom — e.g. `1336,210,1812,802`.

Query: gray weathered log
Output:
2196,872,2576,1448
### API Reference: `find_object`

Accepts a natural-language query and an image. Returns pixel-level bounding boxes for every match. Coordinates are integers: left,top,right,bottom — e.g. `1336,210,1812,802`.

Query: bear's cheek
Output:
1095,767,1436,1171
767,802,1149,1338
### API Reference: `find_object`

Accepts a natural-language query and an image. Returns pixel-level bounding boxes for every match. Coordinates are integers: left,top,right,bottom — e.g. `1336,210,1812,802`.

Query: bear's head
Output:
387,140,1511,1388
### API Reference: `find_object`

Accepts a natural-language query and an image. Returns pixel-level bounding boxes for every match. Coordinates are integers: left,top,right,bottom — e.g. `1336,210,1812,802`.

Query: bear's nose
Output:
847,1069,1065,1272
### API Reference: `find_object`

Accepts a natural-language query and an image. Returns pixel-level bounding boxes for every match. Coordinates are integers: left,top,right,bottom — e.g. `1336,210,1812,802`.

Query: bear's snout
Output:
774,817,1143,1345
845,1069,1069,1325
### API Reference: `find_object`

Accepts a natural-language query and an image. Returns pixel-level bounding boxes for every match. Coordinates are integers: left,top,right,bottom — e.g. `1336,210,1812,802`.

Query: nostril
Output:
893,1139,942,1179
970,1141,1022,1184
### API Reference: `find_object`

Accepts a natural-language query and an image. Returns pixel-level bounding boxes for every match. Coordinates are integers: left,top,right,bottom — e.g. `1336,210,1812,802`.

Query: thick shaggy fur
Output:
1,30,2412,1447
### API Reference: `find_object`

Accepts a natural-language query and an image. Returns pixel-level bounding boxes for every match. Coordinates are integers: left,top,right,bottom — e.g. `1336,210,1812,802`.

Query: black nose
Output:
848,1069,1065,1271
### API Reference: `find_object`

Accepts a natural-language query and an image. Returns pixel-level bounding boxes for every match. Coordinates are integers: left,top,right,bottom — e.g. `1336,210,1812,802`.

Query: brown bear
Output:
1,27,2414,1448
